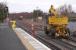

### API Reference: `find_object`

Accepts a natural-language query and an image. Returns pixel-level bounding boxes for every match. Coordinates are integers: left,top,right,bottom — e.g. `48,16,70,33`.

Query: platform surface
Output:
0,23,26,50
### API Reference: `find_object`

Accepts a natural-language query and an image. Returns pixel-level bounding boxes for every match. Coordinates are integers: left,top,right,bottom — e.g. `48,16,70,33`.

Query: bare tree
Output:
0,2,8,23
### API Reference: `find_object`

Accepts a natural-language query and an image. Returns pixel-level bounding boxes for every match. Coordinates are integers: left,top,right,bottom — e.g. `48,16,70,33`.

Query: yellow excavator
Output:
44,5,70,38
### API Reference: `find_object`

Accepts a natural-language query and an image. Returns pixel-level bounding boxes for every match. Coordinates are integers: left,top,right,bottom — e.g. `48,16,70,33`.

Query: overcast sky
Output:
0,0,76,13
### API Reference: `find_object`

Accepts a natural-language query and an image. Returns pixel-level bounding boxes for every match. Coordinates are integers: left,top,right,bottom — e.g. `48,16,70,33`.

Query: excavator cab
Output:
49,5,57,16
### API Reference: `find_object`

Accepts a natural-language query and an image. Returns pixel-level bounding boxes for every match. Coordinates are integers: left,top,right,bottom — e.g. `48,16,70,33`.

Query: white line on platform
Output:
14,28,51,50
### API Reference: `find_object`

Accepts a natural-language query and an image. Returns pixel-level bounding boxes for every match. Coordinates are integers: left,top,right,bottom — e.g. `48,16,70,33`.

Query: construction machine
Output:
44,5,70,38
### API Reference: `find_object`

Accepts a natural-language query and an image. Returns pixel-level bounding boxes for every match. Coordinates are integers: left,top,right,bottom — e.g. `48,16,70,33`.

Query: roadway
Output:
0,23,27,50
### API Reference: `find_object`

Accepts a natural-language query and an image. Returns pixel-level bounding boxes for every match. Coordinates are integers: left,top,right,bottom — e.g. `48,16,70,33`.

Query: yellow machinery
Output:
44,5,70,38
10,20,16,29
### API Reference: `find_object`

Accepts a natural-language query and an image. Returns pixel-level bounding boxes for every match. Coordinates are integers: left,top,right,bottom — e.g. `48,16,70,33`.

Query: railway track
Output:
70,36,76,43
17,20,76,50
36,33,76,50
36,34,61,50
61,39,76,46
53,39,76,50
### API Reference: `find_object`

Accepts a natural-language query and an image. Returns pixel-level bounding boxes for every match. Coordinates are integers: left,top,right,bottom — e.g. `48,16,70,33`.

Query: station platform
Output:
0,23,51,50
14,28,51,50
0,24,27,50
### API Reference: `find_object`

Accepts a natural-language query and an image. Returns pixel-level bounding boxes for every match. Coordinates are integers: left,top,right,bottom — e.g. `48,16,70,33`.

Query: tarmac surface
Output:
0,23,27,50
